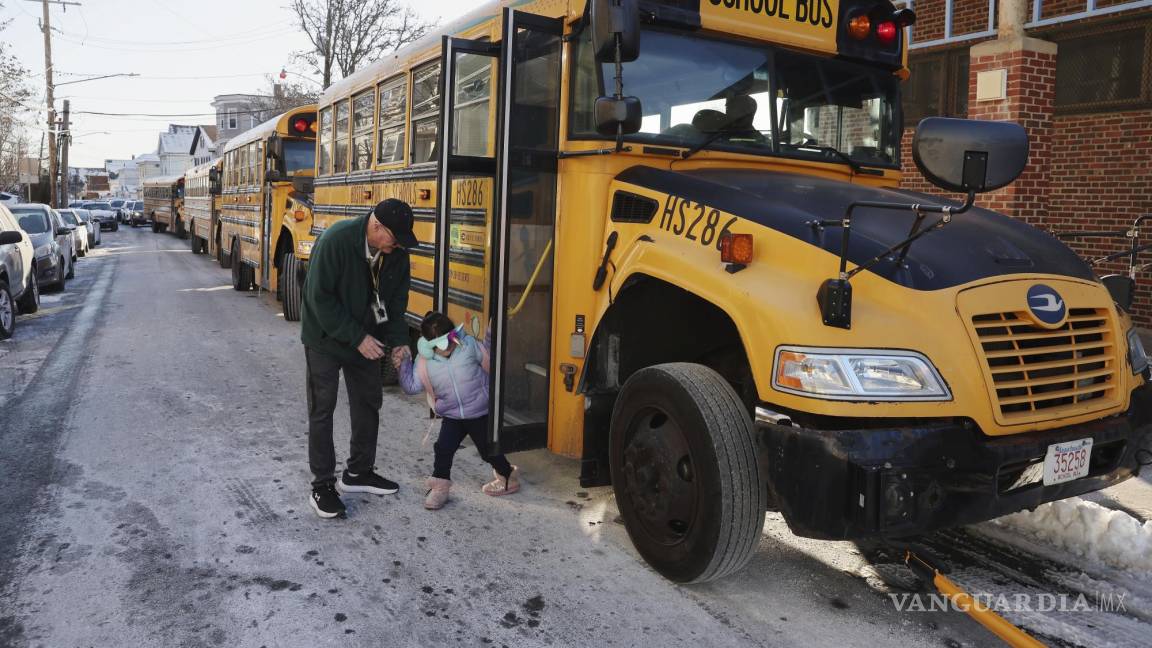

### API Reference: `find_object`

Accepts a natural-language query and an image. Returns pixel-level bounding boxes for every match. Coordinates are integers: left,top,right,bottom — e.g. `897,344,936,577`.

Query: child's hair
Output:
420,311,456,340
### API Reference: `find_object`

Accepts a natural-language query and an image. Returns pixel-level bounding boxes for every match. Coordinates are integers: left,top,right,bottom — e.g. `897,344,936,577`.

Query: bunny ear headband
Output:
417,324,465,359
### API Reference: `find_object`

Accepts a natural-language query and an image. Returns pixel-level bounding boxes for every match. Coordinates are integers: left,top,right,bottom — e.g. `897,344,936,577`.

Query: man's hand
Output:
358,335,387,360
390,345,410,368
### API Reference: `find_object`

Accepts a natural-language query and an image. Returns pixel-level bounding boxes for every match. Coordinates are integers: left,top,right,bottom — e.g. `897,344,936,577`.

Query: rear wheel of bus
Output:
280,252,302,321
217,234,230,269
610,363,765,583
231,240,253,291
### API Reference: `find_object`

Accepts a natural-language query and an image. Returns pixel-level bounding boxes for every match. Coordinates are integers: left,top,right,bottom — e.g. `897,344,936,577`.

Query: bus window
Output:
318,106,333,175
284,140,316,174
451,54,494,157
377,75,407,165
334,100,350,173
411,62,441,164
351,90,375,171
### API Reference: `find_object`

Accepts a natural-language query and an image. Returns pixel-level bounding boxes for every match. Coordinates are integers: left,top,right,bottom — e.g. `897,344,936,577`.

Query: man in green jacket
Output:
301,198,416,519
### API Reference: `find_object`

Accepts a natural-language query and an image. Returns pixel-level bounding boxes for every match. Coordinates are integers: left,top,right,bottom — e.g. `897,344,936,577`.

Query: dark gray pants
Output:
305,346,383,487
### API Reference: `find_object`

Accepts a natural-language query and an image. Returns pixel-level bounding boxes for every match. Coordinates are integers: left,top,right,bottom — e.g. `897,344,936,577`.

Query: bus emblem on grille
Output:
1027,284,1066,326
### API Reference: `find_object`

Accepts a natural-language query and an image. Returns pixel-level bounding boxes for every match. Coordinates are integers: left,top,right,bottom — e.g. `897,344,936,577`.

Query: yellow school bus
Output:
219,106,318,320
183,159,223,258
142,175,184,235
315,0,1152,583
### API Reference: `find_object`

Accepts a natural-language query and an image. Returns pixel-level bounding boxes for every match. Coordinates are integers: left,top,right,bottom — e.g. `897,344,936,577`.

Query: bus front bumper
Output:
756,385,1152,541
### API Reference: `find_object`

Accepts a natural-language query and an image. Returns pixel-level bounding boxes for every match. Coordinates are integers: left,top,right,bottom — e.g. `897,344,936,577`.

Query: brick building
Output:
898,0,1152,324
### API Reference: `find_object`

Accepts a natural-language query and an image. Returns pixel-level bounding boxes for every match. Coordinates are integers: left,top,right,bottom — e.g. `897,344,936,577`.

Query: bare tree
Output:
0,5,34,193
289,0,433,89
248,76,321,119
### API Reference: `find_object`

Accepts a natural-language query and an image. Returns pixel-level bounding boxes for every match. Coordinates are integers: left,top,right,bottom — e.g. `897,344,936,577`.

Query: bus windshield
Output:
284,139,315,174
572,27,900,168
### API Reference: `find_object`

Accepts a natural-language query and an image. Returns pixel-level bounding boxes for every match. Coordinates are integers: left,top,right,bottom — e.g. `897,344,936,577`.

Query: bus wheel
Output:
190,233,201,254
281,252,302,322
231,241,253,291
151,221,160,234
175,218,187,239
609,363,765,583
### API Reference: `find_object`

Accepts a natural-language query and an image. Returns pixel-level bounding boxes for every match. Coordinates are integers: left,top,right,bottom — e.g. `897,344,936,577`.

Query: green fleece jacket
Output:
300,214,411,361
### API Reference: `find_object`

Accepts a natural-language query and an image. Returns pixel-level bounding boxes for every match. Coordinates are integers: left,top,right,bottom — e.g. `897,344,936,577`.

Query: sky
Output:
1,0,480,168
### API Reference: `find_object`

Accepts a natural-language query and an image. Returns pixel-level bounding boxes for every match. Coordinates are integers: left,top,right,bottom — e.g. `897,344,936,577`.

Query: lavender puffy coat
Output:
398,332,490,420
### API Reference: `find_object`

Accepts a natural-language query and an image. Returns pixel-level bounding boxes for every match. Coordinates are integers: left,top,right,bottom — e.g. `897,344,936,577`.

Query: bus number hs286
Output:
660,196,737,250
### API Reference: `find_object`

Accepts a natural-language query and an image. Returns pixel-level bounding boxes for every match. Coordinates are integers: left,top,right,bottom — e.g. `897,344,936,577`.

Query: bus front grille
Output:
971,308,1119,423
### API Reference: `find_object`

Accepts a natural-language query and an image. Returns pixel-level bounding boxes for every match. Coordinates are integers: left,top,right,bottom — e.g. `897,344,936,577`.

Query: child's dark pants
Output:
433,415,512,480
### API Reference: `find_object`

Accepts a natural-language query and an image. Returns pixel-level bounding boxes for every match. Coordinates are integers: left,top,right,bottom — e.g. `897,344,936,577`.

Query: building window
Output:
1053,24,1151,113
903,49,969,126
228,109,238,130
351,90,375,171
411,62,441,165
377,75,407,165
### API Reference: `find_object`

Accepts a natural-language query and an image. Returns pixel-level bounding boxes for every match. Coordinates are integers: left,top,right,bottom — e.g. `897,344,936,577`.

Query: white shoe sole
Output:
309,494,344,519
336,479,398,496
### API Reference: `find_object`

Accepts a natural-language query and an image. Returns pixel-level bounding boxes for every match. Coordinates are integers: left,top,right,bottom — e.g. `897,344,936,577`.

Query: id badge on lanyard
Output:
370,255,388,324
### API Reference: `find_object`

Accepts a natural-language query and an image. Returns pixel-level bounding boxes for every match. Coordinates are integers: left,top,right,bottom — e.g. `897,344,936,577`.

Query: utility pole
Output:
59,99,70,205
31,0,82,207
40,0,56,207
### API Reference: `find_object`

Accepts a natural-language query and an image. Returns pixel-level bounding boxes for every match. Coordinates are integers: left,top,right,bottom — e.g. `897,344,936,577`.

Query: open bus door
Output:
435,9,563,454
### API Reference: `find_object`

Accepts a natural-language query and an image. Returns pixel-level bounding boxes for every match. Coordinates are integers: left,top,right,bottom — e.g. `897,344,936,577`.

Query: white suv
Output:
0,203,39,339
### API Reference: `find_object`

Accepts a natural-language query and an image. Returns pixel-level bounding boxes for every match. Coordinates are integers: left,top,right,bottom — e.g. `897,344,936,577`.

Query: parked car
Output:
56,209,90,257
68,201,85,208
0,204,38,339
82,201,119,231
74,208,101,247
11,203,73,292
1,192,21,207
108,198,130,223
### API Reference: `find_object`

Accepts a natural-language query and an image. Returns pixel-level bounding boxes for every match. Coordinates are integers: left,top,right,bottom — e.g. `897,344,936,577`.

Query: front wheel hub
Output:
621,408,698,545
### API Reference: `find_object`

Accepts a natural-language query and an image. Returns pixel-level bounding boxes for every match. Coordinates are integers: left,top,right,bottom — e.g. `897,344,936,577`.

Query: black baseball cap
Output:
372,198,418,249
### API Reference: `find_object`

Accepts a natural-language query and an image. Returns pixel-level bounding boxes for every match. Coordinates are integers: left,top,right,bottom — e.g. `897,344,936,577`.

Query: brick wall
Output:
899,0,1152,325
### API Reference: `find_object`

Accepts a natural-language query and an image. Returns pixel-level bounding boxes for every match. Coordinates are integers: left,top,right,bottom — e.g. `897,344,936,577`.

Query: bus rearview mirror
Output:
590,0,639,63
912,117,1028,194
594,96,642,136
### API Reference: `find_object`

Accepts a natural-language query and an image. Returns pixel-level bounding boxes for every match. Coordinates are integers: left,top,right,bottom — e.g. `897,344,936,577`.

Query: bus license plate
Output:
1042,438,1093,486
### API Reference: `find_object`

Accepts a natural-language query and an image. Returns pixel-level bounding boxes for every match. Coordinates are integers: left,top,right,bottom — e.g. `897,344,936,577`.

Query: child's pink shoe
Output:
481,466,519,496
424,477,451,510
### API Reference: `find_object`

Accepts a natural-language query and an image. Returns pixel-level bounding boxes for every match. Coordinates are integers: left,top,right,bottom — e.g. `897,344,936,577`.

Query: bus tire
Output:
151,221,160,234
609,362,765,584
190,232,201,254
281,252,302,322
231,240,253,292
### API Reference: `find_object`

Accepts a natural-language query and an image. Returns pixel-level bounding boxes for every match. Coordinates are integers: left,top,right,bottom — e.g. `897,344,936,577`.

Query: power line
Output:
49,21,295,46
52,27,299,53
77,107,281,118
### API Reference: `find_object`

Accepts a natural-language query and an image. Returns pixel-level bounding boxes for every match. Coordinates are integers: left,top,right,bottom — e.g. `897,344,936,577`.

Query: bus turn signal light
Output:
720,233,753,265
293,209,307,222
293,118,311,134
847,15,871,40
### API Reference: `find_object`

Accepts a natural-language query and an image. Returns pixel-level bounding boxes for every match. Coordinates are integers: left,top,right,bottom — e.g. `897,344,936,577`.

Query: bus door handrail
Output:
507,239,554,318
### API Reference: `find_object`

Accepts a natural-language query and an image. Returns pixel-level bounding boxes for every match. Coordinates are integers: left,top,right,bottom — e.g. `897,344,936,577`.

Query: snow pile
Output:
988,497,1152,573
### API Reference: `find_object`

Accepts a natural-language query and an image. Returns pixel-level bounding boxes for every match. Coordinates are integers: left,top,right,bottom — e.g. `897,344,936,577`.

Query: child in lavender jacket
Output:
395,311,519,509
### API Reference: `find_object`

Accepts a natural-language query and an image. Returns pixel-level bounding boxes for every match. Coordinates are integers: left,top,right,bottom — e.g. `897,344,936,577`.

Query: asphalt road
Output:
0,226,1145,648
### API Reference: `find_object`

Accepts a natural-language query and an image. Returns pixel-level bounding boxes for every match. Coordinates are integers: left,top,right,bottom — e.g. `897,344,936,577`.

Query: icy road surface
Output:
1,227,1150,647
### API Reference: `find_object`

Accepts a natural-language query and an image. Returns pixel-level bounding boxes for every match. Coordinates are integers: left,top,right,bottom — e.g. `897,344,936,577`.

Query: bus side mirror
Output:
209,168,221,195
590,0,639,63
912,117,1029,194
595,96,642,136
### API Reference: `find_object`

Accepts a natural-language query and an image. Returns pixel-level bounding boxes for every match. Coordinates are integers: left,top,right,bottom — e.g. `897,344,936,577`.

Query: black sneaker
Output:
337,470,399,495
309,483,346,519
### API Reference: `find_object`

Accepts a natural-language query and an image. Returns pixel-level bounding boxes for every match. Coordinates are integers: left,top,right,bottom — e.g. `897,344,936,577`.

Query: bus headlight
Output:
773,347,951,401
1127,328,1148,375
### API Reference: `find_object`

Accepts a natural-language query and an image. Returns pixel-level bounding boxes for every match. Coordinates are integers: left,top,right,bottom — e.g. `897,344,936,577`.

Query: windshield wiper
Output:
782,144,884,176
680,129,733,160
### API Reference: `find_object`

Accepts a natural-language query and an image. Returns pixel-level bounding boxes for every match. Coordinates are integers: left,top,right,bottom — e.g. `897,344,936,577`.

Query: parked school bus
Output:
314,0,1152,583
142,175,184,235
183,159,223,258
219,106,318,321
